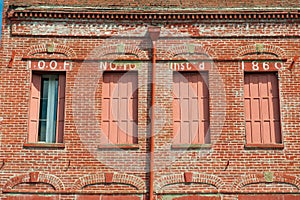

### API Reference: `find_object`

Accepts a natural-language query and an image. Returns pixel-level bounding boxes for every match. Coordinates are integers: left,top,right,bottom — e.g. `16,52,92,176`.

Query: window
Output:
244,73,281,145
173,72,209,145
28,73,65,143
101,72,138,144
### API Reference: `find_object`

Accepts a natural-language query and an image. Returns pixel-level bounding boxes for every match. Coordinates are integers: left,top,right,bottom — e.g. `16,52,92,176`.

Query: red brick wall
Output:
1,1,300,200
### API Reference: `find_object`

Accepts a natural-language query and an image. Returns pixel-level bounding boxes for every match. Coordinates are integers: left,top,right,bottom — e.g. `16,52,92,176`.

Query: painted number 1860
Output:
241,61,283,71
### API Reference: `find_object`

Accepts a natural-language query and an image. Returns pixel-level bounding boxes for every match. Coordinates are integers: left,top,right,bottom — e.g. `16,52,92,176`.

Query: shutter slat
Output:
28,74,41,143
200,73,209,144
56,74,66,143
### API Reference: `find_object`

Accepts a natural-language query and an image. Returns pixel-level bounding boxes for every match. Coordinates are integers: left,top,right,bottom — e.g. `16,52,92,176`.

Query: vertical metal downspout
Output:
148,26,161,200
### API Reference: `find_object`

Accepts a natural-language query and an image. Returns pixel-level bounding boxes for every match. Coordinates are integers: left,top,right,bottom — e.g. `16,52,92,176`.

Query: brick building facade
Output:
0,0,300,199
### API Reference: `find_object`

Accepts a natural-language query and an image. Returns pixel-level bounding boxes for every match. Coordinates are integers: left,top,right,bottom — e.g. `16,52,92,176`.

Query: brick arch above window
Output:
163,43,216,60
155,172,224,192
25,43,76,57
92,44,148,60
232,172,300,191
72,172,146,191
3,172,65,191
236,44,286,58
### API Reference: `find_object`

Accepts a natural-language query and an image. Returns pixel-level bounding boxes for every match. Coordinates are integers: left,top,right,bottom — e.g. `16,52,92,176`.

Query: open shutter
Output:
56,74,66,143
28,74,41,143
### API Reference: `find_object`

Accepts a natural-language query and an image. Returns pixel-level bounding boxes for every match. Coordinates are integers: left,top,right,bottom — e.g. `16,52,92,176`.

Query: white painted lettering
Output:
263,62,270,70
186,63,191,70
252,61,259,70
172,63,176,70
130,64,136,70
99,62,107,70
38,60,46,69
49,60,57,70
199,62,205,70
64,61,70,70
275,62,283,70
180,63,185,70
110,63,117,70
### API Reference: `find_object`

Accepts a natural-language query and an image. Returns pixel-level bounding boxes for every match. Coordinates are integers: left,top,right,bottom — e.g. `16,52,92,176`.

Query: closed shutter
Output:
173,72,209,144
102,72,138,144
28,74,41,143
56,74,66,143
244,73,281,144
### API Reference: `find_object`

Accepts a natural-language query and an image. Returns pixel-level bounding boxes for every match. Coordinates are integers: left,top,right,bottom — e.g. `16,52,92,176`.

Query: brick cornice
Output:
7,8,299,22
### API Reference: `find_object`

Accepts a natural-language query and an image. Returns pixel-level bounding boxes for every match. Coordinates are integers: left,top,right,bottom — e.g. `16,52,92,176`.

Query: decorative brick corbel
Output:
8,50,16,68
184,172,193,183
7,10,15,18
105,172,114,183
29,171,39,182
0,159,5,170
288,55,298,70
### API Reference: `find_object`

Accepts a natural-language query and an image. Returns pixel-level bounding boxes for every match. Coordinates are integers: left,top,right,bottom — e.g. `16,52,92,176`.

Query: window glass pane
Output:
39,78,48,120
38,74,59,143
40,99,48,119
48,78,58,143
41,78,49,98
38,121,46,142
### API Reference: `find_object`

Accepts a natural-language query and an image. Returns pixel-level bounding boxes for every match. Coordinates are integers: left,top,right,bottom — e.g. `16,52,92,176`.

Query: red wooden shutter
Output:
28,74,41,143
56,74,66,143
102,72,138,144
244,73,281,144
173,73,181,144
173,72,209,144
127,72,138,144
102,73,111,144
197,72,209,144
